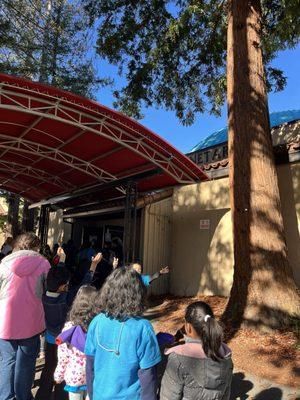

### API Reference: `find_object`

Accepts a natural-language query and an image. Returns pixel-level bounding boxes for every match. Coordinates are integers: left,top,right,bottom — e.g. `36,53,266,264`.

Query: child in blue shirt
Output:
85,267,161,400
131,262,170,287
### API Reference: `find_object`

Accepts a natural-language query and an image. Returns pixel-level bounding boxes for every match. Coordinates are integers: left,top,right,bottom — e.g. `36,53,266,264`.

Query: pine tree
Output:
0,0,102,97
0,0,108,234
84,0,300,329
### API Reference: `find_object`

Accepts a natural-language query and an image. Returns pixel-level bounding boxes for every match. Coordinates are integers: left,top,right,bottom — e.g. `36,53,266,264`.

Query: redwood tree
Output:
88,0,300,328
224,0,299,330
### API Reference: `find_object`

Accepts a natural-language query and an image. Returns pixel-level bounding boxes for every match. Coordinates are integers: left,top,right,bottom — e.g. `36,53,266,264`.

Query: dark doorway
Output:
82,226,104,250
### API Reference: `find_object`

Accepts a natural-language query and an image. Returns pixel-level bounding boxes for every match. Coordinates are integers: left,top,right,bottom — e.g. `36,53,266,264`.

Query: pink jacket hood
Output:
0,250,50,340
165,341,232,359
3,250,48,276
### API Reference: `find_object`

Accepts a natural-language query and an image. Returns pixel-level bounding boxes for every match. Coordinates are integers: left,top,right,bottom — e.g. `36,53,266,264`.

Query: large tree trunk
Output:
223,0,300,332
6,193,20,238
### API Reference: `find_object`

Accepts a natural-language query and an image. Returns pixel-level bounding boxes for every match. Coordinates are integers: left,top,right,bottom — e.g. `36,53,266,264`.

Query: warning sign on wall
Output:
200,219,210,230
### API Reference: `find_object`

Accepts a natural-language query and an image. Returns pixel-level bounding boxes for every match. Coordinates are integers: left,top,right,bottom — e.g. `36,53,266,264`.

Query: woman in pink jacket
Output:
0,232,50,400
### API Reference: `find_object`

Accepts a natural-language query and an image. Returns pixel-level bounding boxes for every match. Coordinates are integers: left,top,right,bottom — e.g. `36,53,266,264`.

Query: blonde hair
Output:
131,262,142,274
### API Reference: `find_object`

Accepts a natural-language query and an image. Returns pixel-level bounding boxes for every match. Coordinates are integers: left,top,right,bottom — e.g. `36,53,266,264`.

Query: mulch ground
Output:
147,294,300,389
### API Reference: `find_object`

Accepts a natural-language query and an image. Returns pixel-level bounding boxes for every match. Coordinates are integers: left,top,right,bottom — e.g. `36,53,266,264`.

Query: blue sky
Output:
95,44,300,154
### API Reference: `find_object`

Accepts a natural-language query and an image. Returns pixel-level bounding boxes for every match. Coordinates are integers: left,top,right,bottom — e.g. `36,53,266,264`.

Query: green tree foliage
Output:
0,0,105,97
84,0,300,124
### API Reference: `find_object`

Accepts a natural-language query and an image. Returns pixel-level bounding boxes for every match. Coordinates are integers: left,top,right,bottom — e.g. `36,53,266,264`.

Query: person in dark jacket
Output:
36,250,103,400
35,255,70,400
160,301,233,400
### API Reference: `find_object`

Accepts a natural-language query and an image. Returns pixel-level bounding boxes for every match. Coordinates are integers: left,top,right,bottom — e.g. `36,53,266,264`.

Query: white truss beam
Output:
0,85,199,184
0,134,118,183
0,160,75,192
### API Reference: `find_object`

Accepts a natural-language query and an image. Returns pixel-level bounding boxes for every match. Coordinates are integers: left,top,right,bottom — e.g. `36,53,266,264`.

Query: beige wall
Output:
277,163,300,287
142,198,172,295
170,162,300,296
171,179,233,296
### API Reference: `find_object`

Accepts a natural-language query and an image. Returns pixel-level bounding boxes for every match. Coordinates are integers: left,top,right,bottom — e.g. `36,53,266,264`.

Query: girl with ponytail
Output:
160,301,233,400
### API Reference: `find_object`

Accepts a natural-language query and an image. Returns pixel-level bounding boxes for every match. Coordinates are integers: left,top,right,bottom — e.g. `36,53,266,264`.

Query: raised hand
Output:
112,257,119,269
57,247,66,263
160,266,170,275
90,253,102,272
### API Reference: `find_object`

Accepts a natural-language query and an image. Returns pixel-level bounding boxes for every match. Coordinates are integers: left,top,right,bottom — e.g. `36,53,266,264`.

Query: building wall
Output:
277,163,300,287
170,162,300,296
142,197,172,295
46,162,300,296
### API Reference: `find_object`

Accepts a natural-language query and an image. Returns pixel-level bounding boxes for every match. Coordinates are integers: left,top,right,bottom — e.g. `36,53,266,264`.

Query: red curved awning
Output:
0,73,207,204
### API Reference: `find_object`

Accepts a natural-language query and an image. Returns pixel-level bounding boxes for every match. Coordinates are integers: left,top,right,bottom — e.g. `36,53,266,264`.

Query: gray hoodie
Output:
160,341,233,400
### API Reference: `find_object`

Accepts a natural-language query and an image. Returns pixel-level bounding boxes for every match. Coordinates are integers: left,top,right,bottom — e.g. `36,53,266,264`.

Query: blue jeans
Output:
0,334,40,400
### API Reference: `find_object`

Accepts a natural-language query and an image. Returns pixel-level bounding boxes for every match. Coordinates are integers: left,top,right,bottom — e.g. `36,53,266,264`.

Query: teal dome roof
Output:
190,109,300,153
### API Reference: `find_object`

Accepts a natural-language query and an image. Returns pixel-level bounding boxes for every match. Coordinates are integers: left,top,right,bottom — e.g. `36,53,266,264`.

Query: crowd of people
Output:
0,232,233,400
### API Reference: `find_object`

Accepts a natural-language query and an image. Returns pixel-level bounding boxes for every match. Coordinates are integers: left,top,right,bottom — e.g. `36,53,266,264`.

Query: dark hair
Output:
46,267,70,292
40,244,52,261
94,266,147,321
185,301,224,362
68,285,98,331
13,232,41,251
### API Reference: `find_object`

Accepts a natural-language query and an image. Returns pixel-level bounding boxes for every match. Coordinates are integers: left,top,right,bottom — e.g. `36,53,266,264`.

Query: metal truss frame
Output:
0,83,201,189
0,134,118,183
0,159,76,192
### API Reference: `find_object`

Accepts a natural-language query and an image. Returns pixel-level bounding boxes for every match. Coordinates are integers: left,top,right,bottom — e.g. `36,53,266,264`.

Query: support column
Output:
38,205,50,246
123,181,137,264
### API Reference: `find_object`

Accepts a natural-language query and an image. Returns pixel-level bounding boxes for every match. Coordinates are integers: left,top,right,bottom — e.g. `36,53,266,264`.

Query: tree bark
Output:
6,193,20,238
21,200,35,232
51,0,63,86
224,0,300,332
39,0,52,83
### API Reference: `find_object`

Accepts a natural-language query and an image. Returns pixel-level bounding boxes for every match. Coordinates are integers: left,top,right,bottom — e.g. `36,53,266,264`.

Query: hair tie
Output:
204,315,211,322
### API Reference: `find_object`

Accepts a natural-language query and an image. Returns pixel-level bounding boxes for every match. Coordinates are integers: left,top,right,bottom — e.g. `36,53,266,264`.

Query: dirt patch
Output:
148,294,300,388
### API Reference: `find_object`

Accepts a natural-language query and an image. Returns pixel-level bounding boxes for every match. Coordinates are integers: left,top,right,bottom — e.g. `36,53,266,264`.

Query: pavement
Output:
31,307,300,400
32,353,300,400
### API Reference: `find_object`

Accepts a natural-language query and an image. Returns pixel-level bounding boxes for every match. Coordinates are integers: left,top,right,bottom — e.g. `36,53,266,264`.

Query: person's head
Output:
94,266,147,321
103,240,112,249
131,262,142,274
46,267,70,293
5,237,14,246
40,244,52,259
185,301,224,362
81,240,91,250
68,285,98,331
13,232,41,252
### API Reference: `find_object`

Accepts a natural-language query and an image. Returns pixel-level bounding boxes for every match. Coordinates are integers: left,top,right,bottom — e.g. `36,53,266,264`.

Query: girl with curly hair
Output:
85,266,161,400
54,285,98,400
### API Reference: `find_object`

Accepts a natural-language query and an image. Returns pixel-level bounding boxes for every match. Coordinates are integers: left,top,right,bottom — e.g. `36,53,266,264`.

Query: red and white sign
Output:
200,219,210,230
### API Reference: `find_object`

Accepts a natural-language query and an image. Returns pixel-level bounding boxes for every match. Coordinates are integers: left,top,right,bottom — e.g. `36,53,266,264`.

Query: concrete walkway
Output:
32,353,299,400
32,308,300,400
